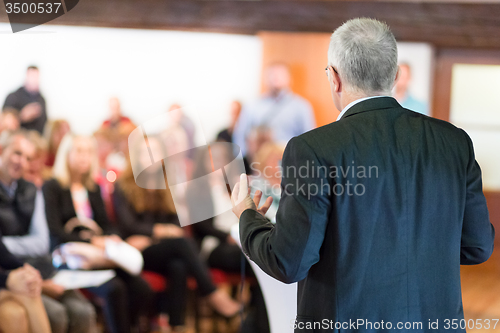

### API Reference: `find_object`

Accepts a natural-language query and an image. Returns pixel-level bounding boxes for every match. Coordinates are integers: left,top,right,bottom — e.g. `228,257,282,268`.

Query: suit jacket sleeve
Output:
240,136,332,283
460,130,495,265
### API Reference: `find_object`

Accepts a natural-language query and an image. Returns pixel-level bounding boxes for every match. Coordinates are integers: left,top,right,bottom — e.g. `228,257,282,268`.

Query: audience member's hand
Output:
126,235,153,251
153,224,185,239
6,264,42,298
41,279,65,300
90,234,123,249
107,234,123,243
90,235,108,249
19,102,41,122
231,174,273,219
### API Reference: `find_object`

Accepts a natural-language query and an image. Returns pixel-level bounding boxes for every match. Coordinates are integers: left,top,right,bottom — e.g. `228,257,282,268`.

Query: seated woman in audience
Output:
0,233,51,333
113,135,241,333
42,134,153,333
187,142,271,333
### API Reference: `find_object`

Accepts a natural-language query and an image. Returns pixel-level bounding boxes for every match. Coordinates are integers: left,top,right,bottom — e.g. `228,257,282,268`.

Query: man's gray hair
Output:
328,18,398,95
0,129,29,150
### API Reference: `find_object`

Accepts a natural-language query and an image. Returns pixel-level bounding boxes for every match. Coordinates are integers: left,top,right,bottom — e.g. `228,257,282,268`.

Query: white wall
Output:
0,24,262,141
450,64,500,191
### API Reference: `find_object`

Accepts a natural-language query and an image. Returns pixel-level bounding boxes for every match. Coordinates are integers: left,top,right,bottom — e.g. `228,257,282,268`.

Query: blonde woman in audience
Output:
43,134,154,333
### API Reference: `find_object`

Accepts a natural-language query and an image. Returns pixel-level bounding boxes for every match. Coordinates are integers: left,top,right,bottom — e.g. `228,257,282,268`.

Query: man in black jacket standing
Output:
231,18,494,332
3,66,47,134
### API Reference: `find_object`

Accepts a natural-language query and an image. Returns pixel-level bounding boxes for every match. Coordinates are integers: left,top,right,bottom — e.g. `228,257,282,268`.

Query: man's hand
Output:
231,174,273,219
19,102,41,122
6,264,42,298
41,279,65,300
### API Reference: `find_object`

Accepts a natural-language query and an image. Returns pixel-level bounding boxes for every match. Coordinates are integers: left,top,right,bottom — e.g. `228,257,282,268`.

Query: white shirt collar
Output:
336,96,388,121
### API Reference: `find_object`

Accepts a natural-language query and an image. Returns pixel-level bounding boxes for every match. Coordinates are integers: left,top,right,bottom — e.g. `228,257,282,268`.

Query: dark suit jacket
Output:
239,97,495,332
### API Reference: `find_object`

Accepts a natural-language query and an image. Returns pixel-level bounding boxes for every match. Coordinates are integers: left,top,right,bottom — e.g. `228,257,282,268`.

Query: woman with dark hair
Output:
113,135,240,333
43,134,153,333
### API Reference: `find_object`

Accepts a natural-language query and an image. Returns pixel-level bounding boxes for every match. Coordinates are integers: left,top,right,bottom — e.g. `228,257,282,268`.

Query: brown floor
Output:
461,245,500,332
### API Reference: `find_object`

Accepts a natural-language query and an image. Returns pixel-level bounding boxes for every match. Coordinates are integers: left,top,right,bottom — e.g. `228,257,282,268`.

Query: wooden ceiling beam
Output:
1,1,500,48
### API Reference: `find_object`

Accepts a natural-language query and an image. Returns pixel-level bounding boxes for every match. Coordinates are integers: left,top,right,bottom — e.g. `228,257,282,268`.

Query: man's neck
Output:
268,88,287,99
340,90,389,111
393,87,408,102
24,85,39,94
0,170,13,187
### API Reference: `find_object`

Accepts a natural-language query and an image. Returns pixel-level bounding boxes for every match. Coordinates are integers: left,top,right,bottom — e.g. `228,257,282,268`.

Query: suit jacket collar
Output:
340,96,401,120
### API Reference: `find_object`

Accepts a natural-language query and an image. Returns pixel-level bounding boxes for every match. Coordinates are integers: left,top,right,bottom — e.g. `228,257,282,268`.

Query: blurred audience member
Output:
93,129,120,222
167,103,196,159
0,110,20,134
161,124,193,205
243,125,273,174
393,62,428,115
24,131,51,188
43,134,153,333
2,66,48,134
249,143,284,222
0,131,47,256
0,130,94,333
101,97,134,130
0,238,50,333
114,136,241,332
216,100,242,143
99,97,134,158
233,63,315,155
187,142,270,333
45,120,70,167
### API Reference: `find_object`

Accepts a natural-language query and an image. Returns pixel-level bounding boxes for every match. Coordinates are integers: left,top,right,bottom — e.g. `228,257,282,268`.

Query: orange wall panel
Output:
258,32,339,127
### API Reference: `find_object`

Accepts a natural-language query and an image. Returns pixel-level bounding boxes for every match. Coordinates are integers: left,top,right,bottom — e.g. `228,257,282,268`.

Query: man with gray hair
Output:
0,130,96,333
231,18,494,332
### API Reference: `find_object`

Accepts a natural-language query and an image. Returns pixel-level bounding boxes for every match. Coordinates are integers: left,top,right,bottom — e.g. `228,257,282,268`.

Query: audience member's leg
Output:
143,255,188,327
0,291,29,333
1,291,51,333
142,238,240,318
59,290,97,333
208,242,250,273
209,243,271,333
115,269,154,330
143,238,216,296
42,294,69,333
86,276,130,333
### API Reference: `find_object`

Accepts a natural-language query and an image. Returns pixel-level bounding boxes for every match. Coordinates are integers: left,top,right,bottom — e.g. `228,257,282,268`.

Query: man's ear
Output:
393,66,401,88
330,69,342,93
